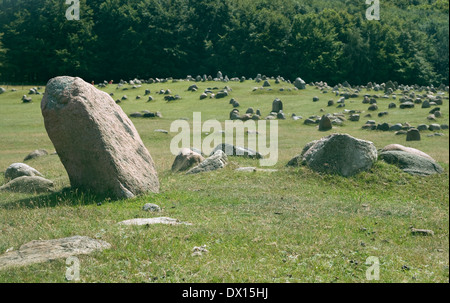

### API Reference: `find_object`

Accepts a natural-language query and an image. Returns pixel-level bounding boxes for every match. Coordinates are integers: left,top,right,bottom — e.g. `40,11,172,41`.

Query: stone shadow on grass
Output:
0,187,113,209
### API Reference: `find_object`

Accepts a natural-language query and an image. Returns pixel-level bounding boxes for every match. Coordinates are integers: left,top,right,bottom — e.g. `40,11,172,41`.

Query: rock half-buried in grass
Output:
0,176,54,193
379,150,443,176
41,76,159,200
297,133,378,177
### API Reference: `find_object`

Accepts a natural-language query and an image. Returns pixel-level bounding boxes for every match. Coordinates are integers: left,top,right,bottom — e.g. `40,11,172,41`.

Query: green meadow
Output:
0,79,448,283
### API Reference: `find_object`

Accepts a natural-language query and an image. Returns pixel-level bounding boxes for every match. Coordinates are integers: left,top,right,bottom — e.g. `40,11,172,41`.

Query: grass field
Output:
0,79,448,283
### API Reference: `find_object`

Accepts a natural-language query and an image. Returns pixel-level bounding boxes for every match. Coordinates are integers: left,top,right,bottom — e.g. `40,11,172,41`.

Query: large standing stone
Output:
302,133,377,177
40,76,159,199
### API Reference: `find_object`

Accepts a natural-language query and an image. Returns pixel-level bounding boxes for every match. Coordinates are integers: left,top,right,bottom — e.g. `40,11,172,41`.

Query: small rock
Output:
411,228,434,236
24,149,48,161
142,203,161,212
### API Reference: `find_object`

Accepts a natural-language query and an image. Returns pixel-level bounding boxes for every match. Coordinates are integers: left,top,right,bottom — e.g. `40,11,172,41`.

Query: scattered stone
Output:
389,123,403,131
191,245,208,256
349,114,360,122
406,128,421,141
429,107,441,114
368,104,378,111
186,150,228,174
399,102,414,109
0,176,54,193
411,228,434,236
171,148,205,173
24,149,48,161
417,124,428,131
229,109,240,120
294,77,306,89
377,122,390,131
154,129,169,134
210,143,262,159
388,102,397,109
22,95,32,103
429,124,441,131
0,236,111,270
421,100,431,108
427,114,436,121
142,203,161,212
272,98,283,113
41,76,159,199
4,163,43,180
318,115,332,131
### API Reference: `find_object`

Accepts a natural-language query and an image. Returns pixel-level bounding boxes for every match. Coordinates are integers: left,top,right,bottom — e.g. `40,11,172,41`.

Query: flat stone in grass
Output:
0,236,111,270
235,167,278,173
41,76,159,200
0,176,54,193
379,150,443,176
118,217,192,226
5,163,43,180
301,133,377,177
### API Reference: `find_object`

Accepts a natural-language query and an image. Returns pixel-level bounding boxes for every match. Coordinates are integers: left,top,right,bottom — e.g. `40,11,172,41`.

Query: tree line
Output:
0,0,448,86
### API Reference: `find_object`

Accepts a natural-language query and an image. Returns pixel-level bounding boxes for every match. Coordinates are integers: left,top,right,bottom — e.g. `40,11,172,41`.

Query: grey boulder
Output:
301,133,378,177
379,150,443,176
5,163,43,180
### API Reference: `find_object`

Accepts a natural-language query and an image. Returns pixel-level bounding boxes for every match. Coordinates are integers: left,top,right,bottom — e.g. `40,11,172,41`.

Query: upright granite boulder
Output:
301,133,377,177
41,76,159,199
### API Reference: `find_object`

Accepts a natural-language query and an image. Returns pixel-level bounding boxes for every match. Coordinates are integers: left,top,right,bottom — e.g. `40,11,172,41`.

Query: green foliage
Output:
0,0,448,85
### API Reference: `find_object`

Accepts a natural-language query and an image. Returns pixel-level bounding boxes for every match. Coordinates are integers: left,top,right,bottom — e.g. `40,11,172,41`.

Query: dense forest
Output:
0,0,448,86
